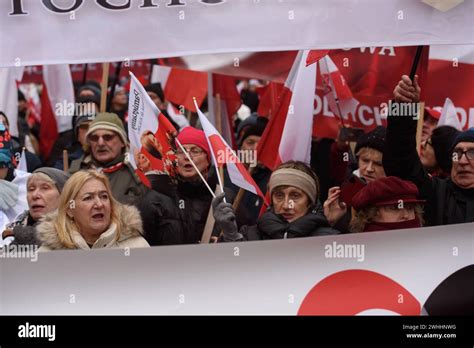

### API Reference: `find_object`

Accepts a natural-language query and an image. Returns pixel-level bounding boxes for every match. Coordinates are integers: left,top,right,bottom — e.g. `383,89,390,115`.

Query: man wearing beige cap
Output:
69,112,147,206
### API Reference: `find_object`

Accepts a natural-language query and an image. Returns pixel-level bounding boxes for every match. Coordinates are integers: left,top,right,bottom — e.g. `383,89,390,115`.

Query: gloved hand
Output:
212,192,242,242
0,180,18,211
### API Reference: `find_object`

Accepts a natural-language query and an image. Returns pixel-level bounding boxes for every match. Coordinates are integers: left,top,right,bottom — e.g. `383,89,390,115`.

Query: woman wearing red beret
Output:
350,176,425,233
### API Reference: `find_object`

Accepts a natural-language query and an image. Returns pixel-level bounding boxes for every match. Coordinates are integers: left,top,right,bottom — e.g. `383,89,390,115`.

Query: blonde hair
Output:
53,170,123,248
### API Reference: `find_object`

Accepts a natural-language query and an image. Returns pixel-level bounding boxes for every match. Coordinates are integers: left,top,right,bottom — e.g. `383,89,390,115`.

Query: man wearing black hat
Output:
384,74,474,225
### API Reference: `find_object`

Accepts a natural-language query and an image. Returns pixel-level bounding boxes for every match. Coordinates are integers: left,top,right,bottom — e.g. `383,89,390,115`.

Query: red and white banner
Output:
127,72,178,187
2,222,472,315
258,51,316,170
1,1,473,68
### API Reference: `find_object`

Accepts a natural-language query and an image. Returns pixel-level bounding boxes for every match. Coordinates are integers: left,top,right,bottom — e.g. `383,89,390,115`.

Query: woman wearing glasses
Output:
139,127,234,246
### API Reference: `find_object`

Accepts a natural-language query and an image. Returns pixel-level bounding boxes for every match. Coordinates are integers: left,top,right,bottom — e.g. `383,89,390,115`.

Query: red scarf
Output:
363,217,422,232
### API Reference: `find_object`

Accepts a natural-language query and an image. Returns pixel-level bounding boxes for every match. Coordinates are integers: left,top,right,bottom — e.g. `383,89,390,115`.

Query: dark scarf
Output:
363,217,422,232
257,209,330,239
178,171,217,199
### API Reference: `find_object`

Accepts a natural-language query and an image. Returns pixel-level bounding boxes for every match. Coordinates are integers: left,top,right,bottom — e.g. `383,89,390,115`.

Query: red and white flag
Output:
257,50,317,171
437,97,463,130
39,64,75,160
319,55,359,124
151,64,207,112
128,72,178,187
195,99,267,202
207,73,241,148
166,102,190,131
0,67,24,137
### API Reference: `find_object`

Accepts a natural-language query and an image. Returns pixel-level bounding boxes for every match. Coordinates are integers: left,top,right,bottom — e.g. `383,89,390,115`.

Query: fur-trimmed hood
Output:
37,204,148,250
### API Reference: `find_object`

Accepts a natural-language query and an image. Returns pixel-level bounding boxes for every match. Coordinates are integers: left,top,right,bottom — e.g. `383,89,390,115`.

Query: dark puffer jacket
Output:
139,173,233,246
384,113,474,226
240,206,339,240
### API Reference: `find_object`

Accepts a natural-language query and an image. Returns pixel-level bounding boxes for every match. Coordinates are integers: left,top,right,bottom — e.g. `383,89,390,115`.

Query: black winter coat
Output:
240,206,339,240
139,173,233,246
383,112,474,226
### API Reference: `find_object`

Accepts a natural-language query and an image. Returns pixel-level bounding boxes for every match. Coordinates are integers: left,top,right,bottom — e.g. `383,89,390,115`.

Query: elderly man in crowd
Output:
384,74,474,225
69,112,148,206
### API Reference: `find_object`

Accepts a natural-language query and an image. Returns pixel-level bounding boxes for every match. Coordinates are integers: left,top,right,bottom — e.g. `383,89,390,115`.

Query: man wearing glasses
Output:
383,74,474,226
70,112,148,206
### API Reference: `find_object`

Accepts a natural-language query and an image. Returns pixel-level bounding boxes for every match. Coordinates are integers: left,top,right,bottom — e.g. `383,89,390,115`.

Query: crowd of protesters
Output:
1,73,473,251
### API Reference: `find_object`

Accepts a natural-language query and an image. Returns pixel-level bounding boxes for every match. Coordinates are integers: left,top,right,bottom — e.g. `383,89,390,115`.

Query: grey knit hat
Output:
32,167,70,193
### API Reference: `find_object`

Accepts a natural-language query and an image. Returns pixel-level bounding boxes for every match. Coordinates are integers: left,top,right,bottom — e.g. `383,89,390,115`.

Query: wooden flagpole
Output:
416,102,425,155
63,149,69,172
100,62,110,113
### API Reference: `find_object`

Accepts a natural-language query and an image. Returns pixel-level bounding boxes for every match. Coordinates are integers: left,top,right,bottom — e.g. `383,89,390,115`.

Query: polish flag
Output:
0,67,24,137
151,64,207,112
39,64,75,160
195,99,267,202
128,72,178,187
319,55,359,123
257,50,317,171
207,73,241,148
166,102,190,131
437,97,463,131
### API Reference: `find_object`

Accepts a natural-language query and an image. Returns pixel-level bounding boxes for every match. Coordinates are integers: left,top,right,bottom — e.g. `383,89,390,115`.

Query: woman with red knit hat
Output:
350,176,425,233
138,126,233,245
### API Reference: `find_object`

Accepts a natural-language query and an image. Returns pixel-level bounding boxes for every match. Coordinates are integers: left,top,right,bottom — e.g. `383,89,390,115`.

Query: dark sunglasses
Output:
88,133,117,143
452,148,474,161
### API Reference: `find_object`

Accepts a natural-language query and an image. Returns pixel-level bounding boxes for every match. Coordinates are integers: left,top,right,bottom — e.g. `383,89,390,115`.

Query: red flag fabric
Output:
256,81,284,118
150,65,208,112
39,83,58,160
208,73,241,148
306,49,331,66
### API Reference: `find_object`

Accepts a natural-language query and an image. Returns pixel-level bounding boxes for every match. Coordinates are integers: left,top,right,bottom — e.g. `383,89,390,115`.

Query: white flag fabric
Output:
127,72,178,179
438,97,463,130
279,50,316,165
17,148,27,172
0,67,24,137
128,72,161,170
195,100,265,198
43,64,75,133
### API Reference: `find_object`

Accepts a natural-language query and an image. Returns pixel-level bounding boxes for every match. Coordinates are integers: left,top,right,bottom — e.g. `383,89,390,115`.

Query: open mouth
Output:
183,164,193,170
92,213,105,219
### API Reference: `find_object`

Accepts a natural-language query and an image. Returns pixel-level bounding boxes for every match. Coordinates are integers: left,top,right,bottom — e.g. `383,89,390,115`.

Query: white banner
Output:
1,0,473,68
1,223,472,315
